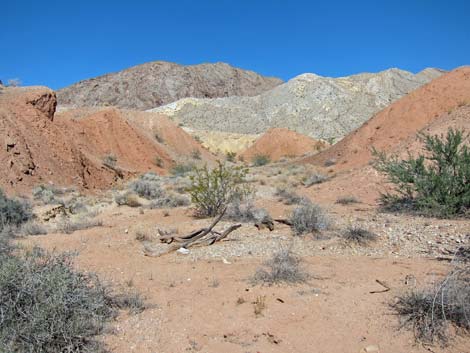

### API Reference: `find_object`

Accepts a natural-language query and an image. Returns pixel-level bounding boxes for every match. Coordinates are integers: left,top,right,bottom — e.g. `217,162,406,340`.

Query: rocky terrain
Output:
57,61,283,110
150,68,444,141
0,86,212,193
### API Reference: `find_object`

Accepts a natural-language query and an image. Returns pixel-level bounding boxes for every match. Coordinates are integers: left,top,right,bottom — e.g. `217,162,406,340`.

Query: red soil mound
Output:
0,87,212,194
240,128,327,162
304,66,470,170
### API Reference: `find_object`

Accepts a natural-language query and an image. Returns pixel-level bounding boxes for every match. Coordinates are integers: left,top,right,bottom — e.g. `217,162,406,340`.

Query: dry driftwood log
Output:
144,208,241,257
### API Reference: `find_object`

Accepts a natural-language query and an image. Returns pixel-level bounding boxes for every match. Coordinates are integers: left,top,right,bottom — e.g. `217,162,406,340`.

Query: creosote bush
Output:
289,201,329,235
188,161,252,217
0,247,145,352
373,128,470,218
253,249,308,285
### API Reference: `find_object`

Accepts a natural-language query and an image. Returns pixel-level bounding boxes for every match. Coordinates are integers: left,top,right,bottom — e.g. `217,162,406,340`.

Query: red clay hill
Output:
240,128,328,162
0,86,212,194
305,66,470,171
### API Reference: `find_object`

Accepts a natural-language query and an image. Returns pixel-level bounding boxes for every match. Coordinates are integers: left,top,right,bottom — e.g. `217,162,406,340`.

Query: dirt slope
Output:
57,61,282,110
240,128,328,162
0,87,213,194
304,66,470,171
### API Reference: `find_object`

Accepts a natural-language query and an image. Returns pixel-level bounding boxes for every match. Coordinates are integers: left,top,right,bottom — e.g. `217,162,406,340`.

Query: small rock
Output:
360,344,380,353
177,247,190,255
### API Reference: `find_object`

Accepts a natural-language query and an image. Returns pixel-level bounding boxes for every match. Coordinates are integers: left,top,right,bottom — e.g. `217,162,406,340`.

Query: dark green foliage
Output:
373,128,470,217
0,248,145,352
188,162,252,217
0,189,31,232
252,154,270,166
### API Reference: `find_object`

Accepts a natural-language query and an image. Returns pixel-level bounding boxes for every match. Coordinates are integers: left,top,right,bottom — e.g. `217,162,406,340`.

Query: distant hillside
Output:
150,68,445,141
57,61,283,110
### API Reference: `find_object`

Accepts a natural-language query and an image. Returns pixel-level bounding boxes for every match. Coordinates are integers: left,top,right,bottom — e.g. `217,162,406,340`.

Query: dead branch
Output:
369,279,391,294
146,208,241,257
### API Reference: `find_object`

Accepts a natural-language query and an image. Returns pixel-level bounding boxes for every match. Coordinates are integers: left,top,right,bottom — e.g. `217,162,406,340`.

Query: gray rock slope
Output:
149,68,445,140
57,61,283,110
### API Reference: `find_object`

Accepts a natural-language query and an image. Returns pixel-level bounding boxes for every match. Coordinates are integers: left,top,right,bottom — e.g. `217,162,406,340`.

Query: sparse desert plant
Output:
324,158,337,167
191,149,202,160
129,173,164,200
154,156,164,168
253,295,266,317
336,196,359,205
7,78,21,87
154,132,165,144
253,248,308,285
188,161,252,217
0,247,145,352
56,218,103,234
102,154,117,168
392,261,470,345
0,189,31,232
225,198,271,223
275,188,306,205
289,201,329,235
170,163,194,176
115,192,142,207
32,184,63,204
373,128,470,218
342,226,377,245
20,221,48,236
252,154,271,167
226,151,237,162
302,173,329,187
147,193,190,209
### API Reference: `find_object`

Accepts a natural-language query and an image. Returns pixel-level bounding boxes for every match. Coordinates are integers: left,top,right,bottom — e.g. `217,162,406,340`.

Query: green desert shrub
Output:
373,128,470,217
0,189,31,232
188,162,252,217
0,248,145,352
252,154,270,166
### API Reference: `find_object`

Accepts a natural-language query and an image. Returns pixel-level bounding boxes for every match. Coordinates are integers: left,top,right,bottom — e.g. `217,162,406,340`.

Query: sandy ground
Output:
19,196,470,353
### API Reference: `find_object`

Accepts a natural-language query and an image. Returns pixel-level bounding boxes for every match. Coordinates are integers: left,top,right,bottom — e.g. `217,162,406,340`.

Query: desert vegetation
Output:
373,128,470,218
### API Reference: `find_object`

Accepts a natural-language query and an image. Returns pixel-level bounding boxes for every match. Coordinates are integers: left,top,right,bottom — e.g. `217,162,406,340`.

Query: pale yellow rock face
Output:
183,128,259,154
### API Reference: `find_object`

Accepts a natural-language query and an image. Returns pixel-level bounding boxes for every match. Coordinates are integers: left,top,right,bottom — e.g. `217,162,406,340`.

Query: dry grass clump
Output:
342,226,377,245
392,257,470,345
225,199,271,223
115,192,142,207
56,218,103,234
252,249,309,285
147,193,190,209
336,196,359,205
289,201,330,235
302,173,329,187
129,173,164,200
20,221,48,236
275,188,306,205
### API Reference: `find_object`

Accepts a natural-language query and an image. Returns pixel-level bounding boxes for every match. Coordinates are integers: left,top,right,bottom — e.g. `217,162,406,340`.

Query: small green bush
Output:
226,151,237,162
373,128,470,217
188,162,252,217
0,189,31,232
252,154,270,166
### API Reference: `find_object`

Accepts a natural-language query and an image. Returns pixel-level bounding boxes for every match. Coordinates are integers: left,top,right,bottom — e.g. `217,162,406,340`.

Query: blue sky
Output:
1,0,469,89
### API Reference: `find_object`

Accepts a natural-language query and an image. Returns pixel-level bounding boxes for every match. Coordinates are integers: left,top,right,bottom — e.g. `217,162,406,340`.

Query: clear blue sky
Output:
1,0,469,89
